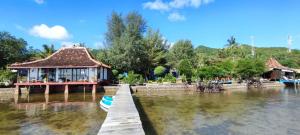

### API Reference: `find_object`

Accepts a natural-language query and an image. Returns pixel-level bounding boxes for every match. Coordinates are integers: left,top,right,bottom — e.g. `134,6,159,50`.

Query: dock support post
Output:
15,85,19,95
64,93,68,103
14,94,18,104
83,85,86,101
92,84,96,95
64,85,69,95
45,85,49,95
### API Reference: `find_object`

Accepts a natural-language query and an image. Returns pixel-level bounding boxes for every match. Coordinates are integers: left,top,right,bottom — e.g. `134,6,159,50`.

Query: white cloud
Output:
34,0,44,4
144,0,214,10
169,0,214,8
143,0,170,11
143,0,214,21
168,12,186,22
29,24,70,40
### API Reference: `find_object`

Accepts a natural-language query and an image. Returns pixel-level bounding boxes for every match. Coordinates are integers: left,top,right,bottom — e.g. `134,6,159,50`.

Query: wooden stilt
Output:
83,85,86,101
92,93,96,102
15,85,19,95
45,85,49,95
92,84,96,94
64,85,69,95
64,93,68,103
45,94,49,104
14,94,18,104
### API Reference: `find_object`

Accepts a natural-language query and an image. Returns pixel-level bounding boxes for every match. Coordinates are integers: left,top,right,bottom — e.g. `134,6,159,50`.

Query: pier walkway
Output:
98,84,145,135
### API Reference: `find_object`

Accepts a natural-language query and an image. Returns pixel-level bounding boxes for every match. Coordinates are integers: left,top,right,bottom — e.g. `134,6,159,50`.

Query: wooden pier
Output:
98,84,145,135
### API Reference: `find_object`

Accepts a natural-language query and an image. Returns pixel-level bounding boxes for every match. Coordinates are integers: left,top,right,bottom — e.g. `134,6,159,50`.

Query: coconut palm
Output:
39,44,55,58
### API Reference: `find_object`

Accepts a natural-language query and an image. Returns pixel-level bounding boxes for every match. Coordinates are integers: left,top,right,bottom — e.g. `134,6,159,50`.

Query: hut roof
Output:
8,47,110,69
265,58,293,72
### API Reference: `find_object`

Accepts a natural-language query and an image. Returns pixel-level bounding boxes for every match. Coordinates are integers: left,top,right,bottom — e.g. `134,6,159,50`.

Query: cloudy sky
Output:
0,0,299,49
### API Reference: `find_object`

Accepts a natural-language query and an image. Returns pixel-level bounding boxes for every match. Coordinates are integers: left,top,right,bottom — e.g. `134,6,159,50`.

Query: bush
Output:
0,70,16,87
163,73,176,83
122,71,142,85
181,74,187,82
157,77,163,83
154,66,166,77
138,75,145,85
0,70,16,82
112,69,119,77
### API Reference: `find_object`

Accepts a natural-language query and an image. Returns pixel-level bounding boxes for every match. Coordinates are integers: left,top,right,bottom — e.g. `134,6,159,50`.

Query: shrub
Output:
0,70,16,82
112,69,119,77
181,74,187,82
122,71,142,85
163,73,176,83
154,66,166,77
138,75,145,85
157,77,163,83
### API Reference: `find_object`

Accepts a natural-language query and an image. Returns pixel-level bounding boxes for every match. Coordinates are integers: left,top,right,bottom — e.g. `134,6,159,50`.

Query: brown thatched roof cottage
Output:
8,46,111,95
263,58,295,81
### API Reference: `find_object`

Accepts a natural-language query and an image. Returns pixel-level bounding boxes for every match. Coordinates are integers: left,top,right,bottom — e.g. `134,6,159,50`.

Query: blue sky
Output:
0,0,299,50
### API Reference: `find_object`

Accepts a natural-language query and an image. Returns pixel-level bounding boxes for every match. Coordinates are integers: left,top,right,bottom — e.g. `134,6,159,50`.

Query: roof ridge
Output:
10,48,64,66
83,48,111,68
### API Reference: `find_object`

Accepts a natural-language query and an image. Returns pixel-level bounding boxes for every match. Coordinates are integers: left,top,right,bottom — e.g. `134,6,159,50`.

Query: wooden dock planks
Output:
98,84,145,135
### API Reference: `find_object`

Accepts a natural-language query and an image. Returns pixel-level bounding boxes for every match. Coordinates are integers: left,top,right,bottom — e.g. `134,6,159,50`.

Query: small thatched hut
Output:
262,58,295,81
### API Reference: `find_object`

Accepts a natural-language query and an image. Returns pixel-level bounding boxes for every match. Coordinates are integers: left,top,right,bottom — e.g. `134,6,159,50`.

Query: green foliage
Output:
156,77,163,83
181,74,187,83
168,40,194,67
39,44,55,58
154,66,166,77
0,32,28,68
163,73,176,83
235,58,266,79
112,69,119,77
144,28,169,68
178,59,193,79
0,70,16,82
196,66,226,80
138,75,145,85
104,12,150,74
122,71,142,85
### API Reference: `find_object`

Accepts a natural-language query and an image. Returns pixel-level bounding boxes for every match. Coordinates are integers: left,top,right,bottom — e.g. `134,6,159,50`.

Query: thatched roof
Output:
8,47,110,69
265,58,293,72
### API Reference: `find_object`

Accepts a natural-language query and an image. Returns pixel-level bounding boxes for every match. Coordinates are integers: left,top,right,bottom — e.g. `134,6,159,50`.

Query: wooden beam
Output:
15,85,19,95
92,84,96,94
65,84,69,95
45,85,49,95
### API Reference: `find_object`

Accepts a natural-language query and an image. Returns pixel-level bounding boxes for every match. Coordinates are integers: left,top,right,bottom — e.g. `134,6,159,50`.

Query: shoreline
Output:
0,82,285,95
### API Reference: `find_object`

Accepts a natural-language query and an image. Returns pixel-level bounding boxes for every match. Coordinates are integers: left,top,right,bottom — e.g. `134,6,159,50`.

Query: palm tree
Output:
227,36,236,46
40,44,55,58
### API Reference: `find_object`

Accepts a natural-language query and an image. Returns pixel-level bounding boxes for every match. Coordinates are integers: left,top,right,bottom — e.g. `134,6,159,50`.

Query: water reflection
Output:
0,92,114,135
135,88,300,135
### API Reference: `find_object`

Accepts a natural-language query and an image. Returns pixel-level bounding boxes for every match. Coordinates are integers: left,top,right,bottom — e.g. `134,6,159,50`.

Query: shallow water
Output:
0,92,113,135
134,87,300,135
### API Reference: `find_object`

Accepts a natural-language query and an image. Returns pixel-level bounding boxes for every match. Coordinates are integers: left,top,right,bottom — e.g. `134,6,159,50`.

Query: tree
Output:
144,28,169,68
168,40,194,67
178,59,193,79
0,32,28,69
39,44,55,58
104,11,150,76
226,36,237,46
105,12,125,47
235,58,265,79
